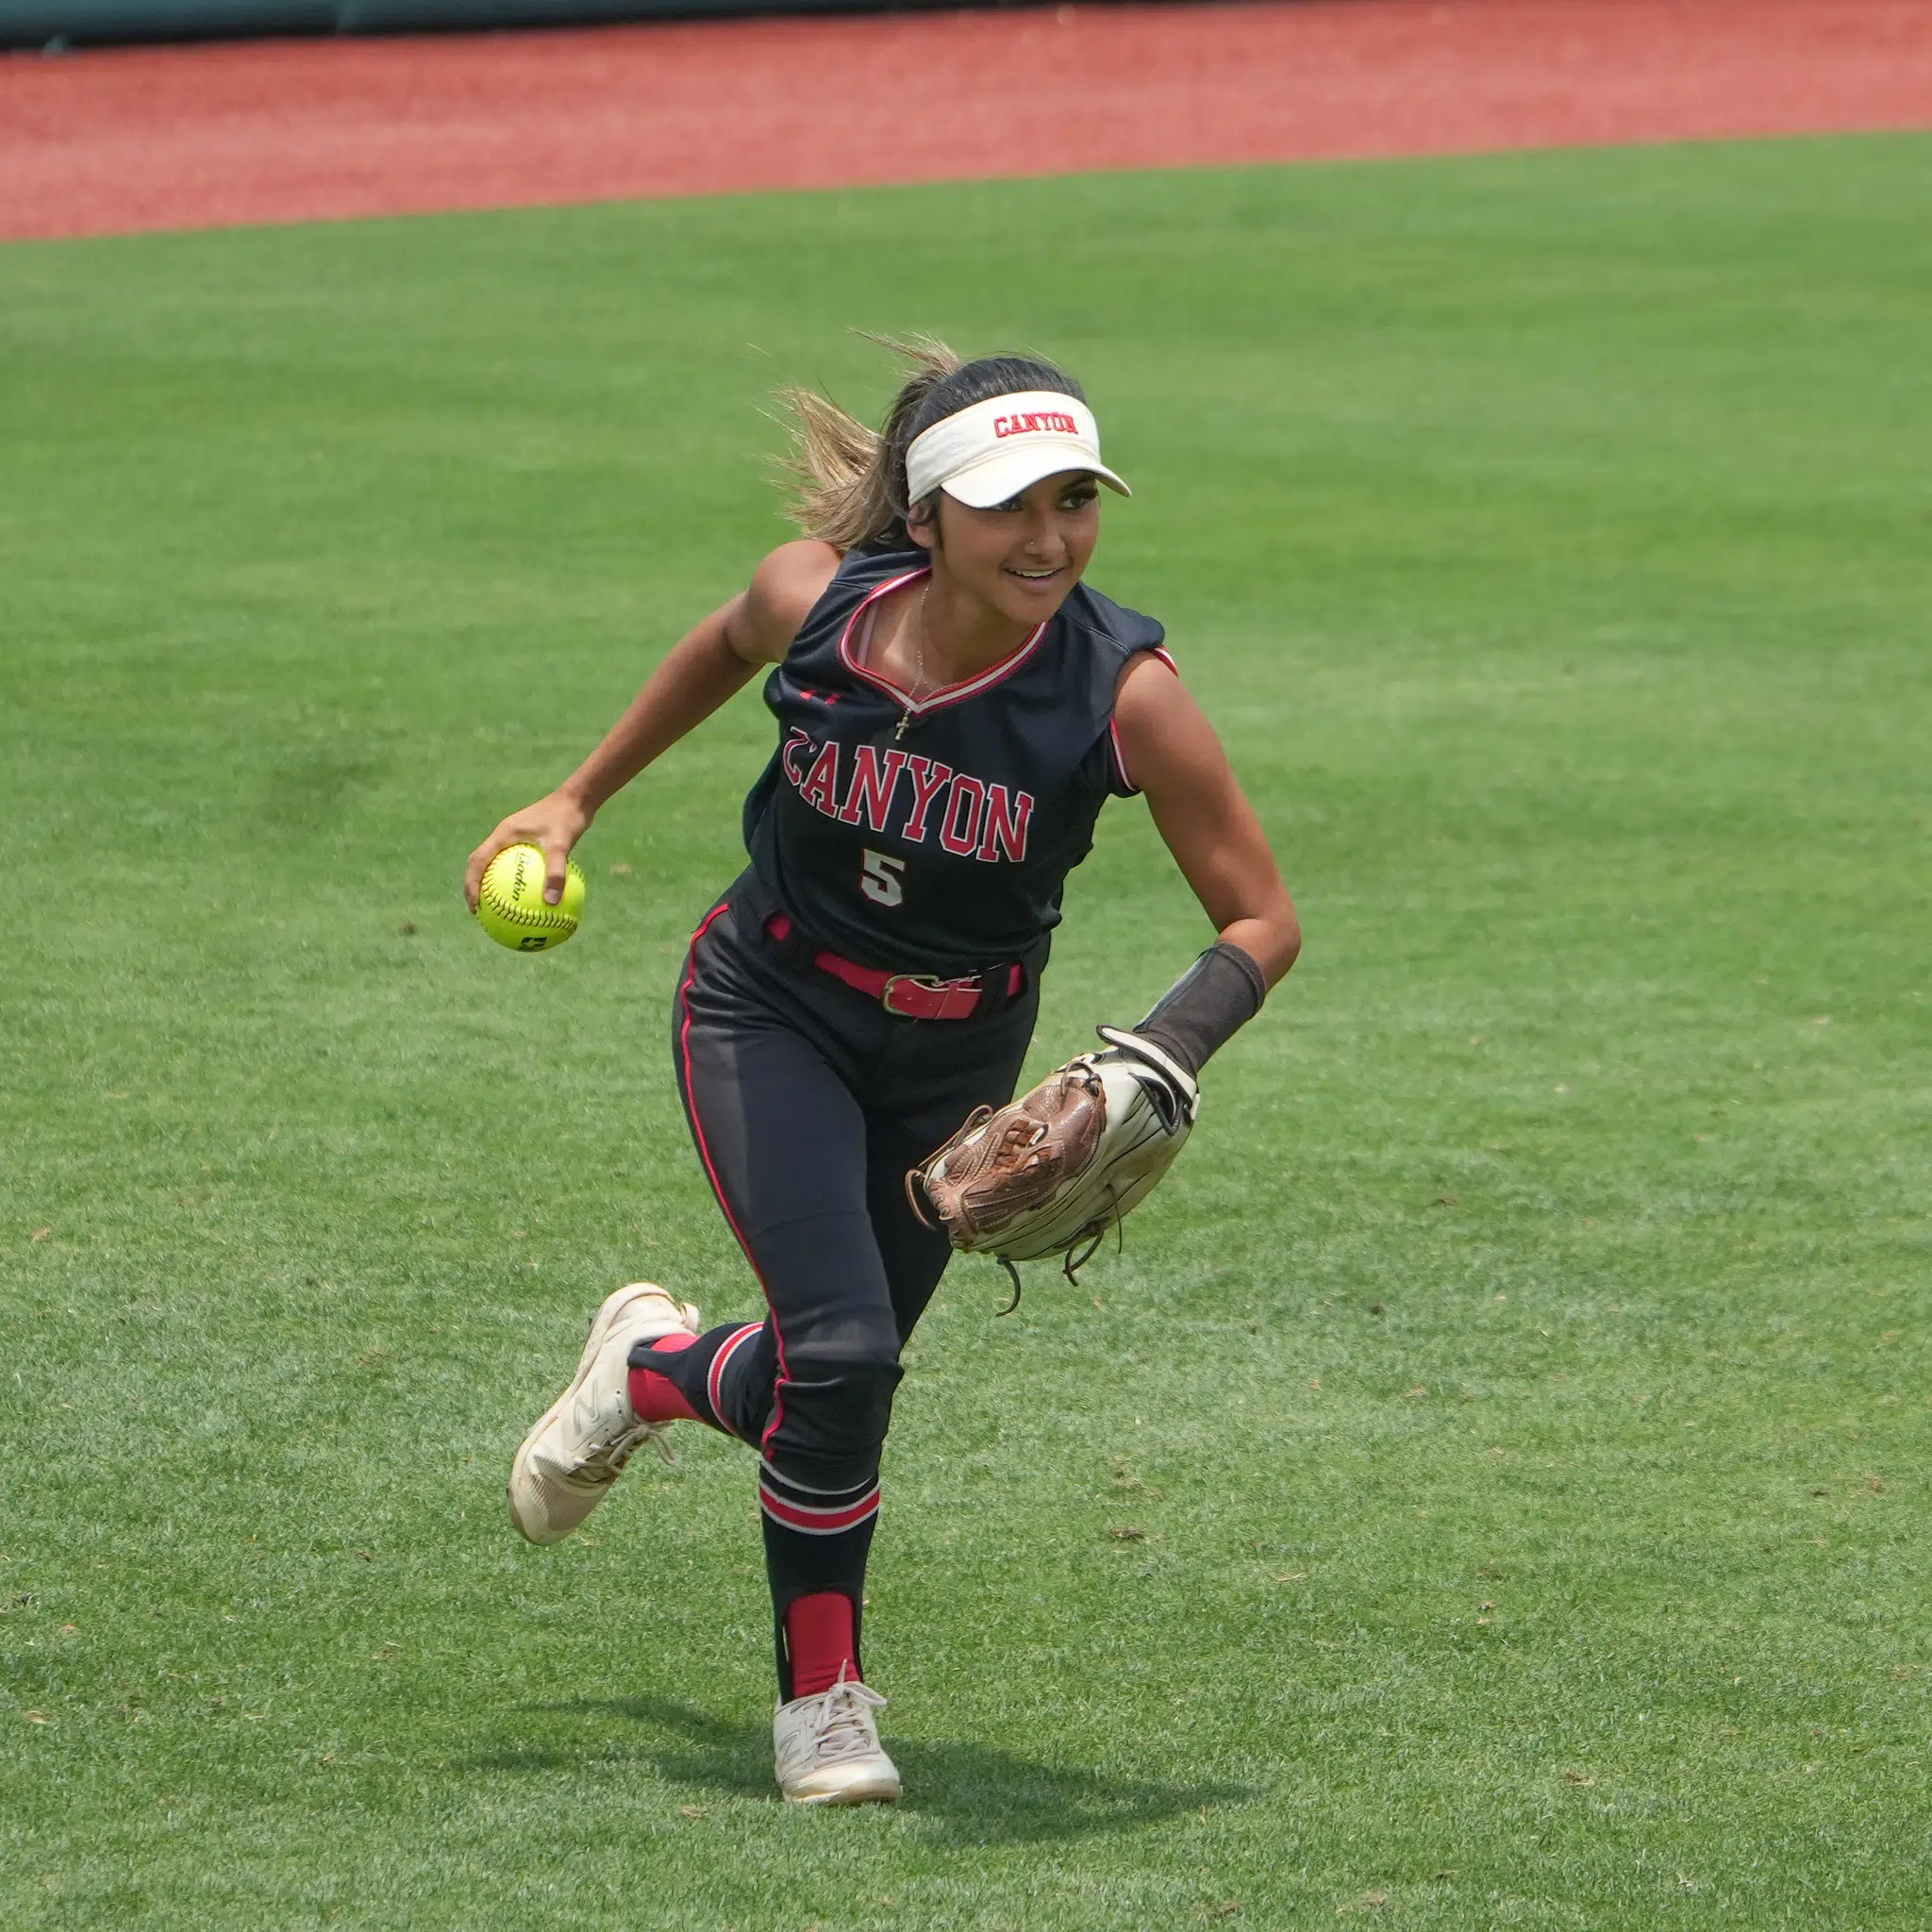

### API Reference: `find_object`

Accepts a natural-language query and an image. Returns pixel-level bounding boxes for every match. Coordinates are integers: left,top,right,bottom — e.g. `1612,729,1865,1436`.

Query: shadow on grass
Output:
470,1696,1252,1843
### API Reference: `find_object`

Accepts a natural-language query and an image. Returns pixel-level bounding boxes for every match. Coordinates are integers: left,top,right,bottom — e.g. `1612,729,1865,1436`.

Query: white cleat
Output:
508,1283,701,1545
773,1668,902,1806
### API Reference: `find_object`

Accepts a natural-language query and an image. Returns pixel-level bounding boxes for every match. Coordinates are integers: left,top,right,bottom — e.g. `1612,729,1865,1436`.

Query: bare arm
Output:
1111,653,1301,985
464,541,840,908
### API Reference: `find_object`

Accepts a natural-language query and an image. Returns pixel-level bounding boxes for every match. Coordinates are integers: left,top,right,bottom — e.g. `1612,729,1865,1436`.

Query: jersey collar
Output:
836,567,1050,719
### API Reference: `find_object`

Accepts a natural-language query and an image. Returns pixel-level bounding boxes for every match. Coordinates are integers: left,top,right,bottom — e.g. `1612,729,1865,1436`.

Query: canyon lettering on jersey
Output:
778,728,1035,864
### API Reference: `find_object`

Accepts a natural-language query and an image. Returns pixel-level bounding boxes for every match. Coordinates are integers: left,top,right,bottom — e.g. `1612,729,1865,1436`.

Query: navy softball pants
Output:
644,885,1037,1678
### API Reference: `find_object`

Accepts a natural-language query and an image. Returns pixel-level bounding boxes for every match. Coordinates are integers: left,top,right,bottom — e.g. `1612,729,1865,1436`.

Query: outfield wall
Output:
3,0,975,47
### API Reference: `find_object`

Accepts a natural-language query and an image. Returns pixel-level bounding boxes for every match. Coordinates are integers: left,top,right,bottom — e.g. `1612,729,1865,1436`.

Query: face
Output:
908,469,1102,626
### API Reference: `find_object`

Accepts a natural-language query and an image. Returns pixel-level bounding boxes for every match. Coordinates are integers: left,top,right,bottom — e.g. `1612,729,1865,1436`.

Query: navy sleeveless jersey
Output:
740,544,1171,976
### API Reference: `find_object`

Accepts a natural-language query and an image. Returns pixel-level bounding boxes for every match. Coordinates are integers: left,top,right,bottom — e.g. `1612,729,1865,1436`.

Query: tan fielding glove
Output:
906,1031,1198,1310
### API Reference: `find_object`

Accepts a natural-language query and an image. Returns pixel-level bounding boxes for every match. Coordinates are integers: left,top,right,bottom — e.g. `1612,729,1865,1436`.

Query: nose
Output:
1016,506,1068,557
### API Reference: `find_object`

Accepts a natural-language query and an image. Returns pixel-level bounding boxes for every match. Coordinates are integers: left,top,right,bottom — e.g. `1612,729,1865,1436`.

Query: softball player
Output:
465,340,1299,1805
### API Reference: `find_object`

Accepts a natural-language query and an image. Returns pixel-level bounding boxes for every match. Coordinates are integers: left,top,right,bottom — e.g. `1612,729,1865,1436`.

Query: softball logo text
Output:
778,728,1036,863
992,410,1080,438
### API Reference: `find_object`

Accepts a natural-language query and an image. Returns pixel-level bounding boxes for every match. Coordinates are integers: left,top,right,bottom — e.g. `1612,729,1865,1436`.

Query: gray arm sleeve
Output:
1132,941,1268,1076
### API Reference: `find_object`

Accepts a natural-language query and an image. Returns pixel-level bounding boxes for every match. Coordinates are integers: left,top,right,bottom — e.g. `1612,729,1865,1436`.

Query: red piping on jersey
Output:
837,566,1049,718
678,902,791,1457
1108,646,1181,793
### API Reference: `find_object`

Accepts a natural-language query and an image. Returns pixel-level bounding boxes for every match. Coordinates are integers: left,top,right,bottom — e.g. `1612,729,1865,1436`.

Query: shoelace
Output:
808,1672,889,1763
576,1418,675,1480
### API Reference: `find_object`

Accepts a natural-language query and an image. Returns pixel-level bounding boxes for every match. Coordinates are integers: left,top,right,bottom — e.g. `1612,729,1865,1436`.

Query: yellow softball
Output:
476,843,586,953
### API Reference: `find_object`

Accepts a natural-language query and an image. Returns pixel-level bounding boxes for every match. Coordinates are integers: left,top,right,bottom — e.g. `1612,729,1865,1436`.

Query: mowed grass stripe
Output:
1,137,1928,1929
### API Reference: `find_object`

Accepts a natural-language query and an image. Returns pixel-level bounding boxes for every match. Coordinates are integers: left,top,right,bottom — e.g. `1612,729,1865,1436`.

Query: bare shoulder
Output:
753,539,842,619
725,540,842,665
1114,646,1185,722
1115,648,1227,788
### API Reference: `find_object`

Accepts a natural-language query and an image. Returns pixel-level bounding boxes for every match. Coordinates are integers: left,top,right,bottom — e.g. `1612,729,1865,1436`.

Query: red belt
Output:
765,915,1023,1021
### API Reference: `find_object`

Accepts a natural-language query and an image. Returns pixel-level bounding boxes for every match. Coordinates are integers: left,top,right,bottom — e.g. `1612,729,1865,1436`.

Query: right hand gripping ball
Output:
476,844,585,953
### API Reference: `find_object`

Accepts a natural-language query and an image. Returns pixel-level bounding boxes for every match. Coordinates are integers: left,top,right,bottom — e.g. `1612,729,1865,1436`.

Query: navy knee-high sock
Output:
628,1319,879,1700
760,1463,880,1701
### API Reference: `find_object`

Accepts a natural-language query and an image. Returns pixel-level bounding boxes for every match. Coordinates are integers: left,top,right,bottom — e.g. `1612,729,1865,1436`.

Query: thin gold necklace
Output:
894,583,932,741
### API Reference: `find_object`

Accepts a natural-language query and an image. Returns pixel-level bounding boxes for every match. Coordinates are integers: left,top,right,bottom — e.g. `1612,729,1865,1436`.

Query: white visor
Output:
904,391,1130,509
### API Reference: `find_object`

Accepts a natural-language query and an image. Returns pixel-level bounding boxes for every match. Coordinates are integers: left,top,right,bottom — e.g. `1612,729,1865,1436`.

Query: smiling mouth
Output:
1006,565,1061,581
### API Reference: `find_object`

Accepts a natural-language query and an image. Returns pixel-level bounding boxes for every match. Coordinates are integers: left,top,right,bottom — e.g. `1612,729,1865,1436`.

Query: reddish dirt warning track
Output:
3,0,1930,242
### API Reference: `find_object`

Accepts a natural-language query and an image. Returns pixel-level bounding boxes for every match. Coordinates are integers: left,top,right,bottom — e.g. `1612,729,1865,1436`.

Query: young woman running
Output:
465,340,1299,1806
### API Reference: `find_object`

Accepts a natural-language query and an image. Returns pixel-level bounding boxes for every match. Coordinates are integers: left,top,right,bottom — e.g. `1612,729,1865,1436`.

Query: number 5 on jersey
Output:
860,848,906,908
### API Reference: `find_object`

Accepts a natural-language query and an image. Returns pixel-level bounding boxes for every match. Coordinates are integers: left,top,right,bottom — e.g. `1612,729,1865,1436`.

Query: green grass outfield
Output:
3,135,1929,1929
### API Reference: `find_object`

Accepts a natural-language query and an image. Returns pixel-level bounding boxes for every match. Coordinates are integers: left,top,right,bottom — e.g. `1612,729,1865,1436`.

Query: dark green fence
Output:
3,0,951,46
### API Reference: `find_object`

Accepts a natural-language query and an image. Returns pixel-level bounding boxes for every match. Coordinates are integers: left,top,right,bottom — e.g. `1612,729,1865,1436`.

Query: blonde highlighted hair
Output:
775,333,1087,553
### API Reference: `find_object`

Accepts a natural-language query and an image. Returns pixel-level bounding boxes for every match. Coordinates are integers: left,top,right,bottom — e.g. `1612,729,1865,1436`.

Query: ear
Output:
905,492,941,554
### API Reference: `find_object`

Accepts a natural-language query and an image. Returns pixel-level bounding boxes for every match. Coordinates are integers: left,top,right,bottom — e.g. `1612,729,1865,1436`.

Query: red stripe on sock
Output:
758,1483,880,1535
785,1591,858,1699
707,1322,764,1438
